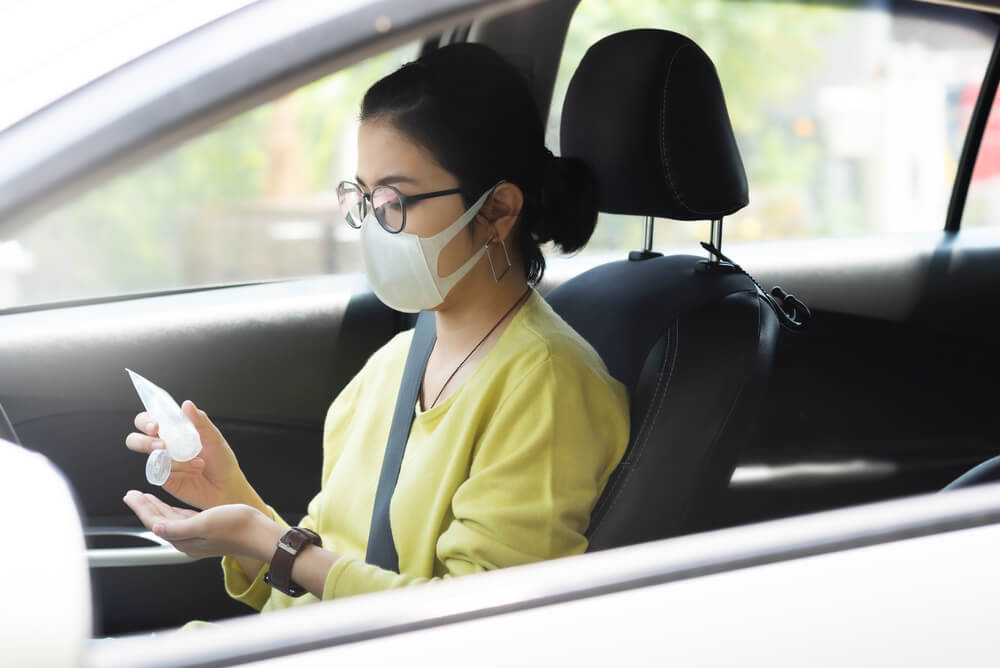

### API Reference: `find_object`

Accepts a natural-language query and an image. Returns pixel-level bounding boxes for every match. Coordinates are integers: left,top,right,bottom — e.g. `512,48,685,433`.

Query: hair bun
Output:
532,153,598,254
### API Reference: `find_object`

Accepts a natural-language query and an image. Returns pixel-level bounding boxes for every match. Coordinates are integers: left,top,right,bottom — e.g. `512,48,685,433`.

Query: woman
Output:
123,43,629,613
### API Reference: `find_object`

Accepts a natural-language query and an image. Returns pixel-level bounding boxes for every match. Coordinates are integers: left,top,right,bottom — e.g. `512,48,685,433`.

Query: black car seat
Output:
546,29,783,551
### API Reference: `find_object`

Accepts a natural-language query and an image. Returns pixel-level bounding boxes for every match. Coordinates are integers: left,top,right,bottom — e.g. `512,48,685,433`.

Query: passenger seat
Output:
547,29,780,550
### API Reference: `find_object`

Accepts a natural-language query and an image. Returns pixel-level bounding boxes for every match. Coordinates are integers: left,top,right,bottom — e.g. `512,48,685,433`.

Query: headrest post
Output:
628,216,663,262
707,218,723,264
697,217,738,273
642,216,655,253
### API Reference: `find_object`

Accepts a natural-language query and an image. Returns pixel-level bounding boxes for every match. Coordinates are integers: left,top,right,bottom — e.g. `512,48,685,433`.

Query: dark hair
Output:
360,43,598,284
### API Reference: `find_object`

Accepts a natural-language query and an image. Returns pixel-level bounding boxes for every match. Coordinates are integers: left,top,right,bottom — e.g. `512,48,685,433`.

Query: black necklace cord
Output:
427,285,532,409
699,241,811,331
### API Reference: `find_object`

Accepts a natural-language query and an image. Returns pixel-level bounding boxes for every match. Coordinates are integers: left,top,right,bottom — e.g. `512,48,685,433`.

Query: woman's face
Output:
356,118,491,278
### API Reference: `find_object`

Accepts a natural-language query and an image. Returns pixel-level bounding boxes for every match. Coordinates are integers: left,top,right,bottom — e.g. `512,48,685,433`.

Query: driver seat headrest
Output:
560,29,748,221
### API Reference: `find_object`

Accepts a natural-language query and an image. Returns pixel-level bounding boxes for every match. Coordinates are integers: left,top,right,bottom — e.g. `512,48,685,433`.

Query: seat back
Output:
547,29,779,550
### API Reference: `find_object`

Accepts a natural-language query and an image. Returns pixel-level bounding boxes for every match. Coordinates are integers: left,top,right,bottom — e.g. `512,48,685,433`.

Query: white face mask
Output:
360,183,500,313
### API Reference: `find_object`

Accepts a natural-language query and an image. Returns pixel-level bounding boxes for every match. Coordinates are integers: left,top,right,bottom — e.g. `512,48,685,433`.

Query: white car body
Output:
1,0,999,665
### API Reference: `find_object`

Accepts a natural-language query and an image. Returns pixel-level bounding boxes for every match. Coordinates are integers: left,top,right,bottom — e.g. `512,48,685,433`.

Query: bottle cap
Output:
146,449,171,486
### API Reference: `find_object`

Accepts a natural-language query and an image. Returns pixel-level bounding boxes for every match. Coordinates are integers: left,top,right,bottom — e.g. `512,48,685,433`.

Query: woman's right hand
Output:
125,400,267,515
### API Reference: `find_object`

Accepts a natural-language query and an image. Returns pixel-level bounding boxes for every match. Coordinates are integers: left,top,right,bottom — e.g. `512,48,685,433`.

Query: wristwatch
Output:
264,527,322,597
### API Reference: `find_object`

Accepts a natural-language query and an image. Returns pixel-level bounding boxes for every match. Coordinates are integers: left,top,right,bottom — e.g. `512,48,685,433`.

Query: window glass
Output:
547,0,997,254
0,42,419,310
961,83,1000,228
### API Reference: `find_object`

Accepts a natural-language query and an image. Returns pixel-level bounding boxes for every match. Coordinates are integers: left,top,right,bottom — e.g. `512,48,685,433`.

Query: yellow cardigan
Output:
221,289,629,610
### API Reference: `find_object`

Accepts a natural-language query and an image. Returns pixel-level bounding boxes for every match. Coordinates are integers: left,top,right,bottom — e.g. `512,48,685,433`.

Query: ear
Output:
478,182,524,244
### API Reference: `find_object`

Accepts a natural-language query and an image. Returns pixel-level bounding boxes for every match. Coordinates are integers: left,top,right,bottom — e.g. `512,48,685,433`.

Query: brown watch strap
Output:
264,527,322,597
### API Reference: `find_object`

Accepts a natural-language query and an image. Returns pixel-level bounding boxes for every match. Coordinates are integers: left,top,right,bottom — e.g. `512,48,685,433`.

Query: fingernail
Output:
152,440,164,449
153,523,165,536
145,422,156,433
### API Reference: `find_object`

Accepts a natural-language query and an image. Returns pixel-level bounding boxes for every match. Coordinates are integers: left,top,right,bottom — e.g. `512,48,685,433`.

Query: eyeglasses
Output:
336,180,463,233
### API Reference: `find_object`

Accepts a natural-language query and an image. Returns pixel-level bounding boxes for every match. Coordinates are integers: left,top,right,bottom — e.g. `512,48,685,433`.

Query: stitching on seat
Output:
589,291,762,541
630,322,678,467
684,297,765,532
659,44,722,218
710,297,761,453
658,46,684,210
593,321,679,532
703,297,763,473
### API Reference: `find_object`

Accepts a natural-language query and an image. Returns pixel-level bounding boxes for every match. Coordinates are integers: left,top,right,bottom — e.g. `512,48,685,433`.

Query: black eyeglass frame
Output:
337,180,463,234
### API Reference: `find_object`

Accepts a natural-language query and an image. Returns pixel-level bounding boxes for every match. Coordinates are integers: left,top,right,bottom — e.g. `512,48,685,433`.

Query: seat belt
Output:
365,310,437,572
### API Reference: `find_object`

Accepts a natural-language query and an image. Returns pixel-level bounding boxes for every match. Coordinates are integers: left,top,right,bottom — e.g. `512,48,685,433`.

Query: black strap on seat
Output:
365,311,437,572
700,241,811,331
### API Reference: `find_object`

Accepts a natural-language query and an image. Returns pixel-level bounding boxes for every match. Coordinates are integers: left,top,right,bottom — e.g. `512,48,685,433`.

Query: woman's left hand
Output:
122,490,281,561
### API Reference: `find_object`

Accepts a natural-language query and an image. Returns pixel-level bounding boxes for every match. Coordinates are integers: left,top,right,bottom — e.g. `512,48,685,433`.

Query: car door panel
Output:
713,230,1000,528
0,275,399,634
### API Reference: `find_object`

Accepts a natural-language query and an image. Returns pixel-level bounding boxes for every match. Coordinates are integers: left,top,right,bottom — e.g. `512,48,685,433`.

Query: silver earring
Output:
486,238,512,282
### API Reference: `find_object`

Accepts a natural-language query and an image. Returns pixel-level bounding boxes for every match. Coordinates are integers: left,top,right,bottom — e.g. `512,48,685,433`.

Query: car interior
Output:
1,0,999,639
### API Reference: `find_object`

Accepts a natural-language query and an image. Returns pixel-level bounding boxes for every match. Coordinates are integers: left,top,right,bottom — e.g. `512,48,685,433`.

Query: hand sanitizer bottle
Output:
126,369,203,486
